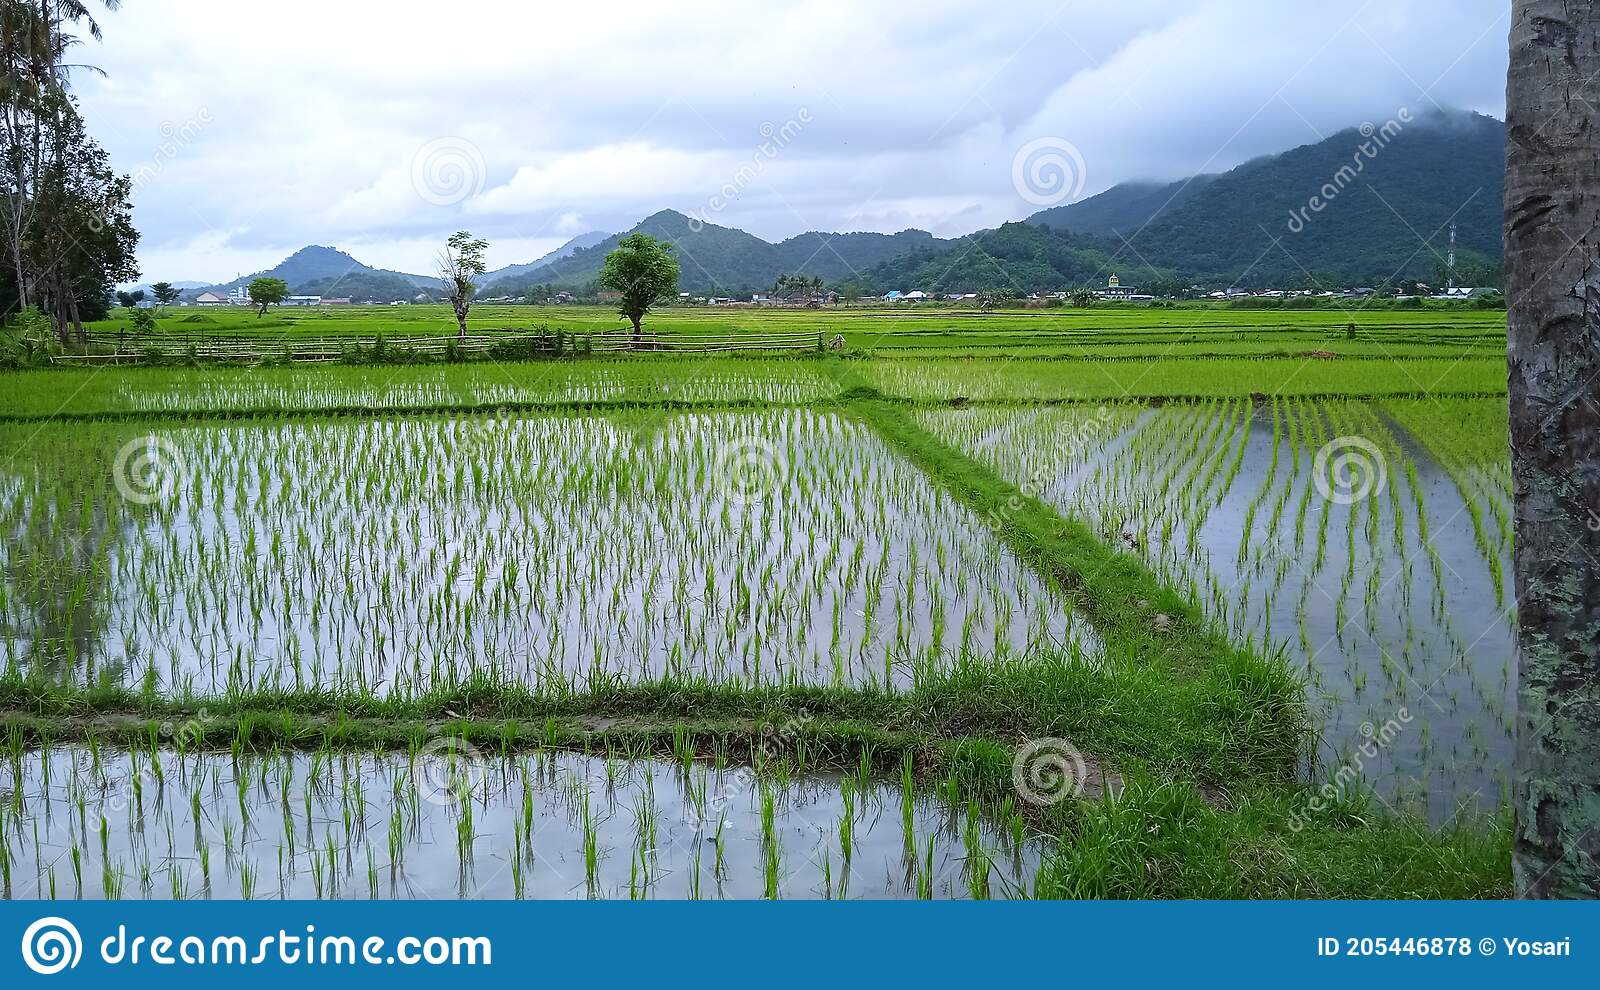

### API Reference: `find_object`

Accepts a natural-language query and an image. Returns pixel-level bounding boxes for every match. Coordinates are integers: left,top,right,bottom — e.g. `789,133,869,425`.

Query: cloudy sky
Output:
74,0,1510,283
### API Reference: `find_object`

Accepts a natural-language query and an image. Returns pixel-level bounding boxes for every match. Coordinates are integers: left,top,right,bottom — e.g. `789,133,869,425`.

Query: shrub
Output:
0,307,60,367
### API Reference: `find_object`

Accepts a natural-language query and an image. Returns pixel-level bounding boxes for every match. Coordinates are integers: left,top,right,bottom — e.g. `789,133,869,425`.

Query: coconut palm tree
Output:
1505,0,1600,899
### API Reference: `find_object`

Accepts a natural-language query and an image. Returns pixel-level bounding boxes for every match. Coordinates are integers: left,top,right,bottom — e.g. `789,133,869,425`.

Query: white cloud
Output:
72,0,1509,281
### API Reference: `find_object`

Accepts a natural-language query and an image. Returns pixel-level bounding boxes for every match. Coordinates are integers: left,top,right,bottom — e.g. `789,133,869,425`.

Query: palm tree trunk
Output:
1506,0,1600,899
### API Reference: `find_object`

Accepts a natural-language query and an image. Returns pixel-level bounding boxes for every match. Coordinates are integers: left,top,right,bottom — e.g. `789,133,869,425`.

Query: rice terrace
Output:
0,303,1518,899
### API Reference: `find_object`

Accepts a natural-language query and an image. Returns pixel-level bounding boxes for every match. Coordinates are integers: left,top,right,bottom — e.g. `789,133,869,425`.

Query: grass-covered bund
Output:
0,305,1515,899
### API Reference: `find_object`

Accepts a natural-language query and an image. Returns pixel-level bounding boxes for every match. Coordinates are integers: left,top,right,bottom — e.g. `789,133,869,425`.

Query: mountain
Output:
130,279,208,293
1028,109,1505,287
197,245,441,301
495,210,947,295
1029,175,1219,238
479,231,610,289
863,222,1171,295
167,110,1503,301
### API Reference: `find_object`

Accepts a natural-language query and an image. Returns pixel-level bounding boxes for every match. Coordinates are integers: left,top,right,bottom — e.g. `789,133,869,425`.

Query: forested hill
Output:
1029,174,1219,238
494,210,948,295
185,112,1506,301
861,222,1170,295
1029,109,1505,287
197,246,441,301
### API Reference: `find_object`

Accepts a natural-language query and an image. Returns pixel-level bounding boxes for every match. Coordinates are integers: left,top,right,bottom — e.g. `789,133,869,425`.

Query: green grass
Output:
0,306,1515,899
0,667,1509,899
0,353,1505,422
88,302,1508,343
837,393,1307,779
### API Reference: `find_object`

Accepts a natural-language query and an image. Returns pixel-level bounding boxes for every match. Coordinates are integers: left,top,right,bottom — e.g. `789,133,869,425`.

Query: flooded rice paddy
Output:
2,389,1517,843
1,408,1095,696
0,745,1044,899
917,397,1514,818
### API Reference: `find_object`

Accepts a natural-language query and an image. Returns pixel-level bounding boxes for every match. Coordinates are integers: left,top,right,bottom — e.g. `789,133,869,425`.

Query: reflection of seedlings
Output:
915,396,1515,818
5,410,1094,696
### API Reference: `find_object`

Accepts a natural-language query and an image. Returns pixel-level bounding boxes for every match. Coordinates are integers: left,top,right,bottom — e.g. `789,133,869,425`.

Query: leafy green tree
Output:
1069,287,1097,308
1,7,139,341
150,282,180,306
598,233,680,346
437,230,488,341
976,289,1010,313
248,277,288,316
1145,277,1193,300
771,273,824,305
130,307,155,332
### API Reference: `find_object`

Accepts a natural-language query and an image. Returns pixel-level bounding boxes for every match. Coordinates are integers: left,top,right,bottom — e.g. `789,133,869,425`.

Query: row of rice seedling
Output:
861,357,1508,402
0,736,1040,900
0,408,1095,696
1381,397,1513,601
915,398,1514,818
0,359,839,419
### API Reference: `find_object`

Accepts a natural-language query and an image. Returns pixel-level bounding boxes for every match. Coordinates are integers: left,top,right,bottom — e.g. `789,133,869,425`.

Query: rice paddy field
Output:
0,306,1518,899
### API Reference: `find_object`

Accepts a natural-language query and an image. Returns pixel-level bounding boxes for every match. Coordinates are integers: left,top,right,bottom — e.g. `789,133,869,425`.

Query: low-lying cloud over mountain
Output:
199,110,1506,299
81,0,1510,285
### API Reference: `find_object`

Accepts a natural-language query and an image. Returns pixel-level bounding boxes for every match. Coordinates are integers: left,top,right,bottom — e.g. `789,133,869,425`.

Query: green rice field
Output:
0,305,1517,899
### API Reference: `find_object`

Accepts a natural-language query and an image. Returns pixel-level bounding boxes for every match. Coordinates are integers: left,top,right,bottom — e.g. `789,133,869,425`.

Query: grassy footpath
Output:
840,395,1308,783
0,672,1509,897
827,368,1508,896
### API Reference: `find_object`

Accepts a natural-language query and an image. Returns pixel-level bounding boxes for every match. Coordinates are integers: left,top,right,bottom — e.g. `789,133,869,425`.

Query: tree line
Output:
0,0,138,343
